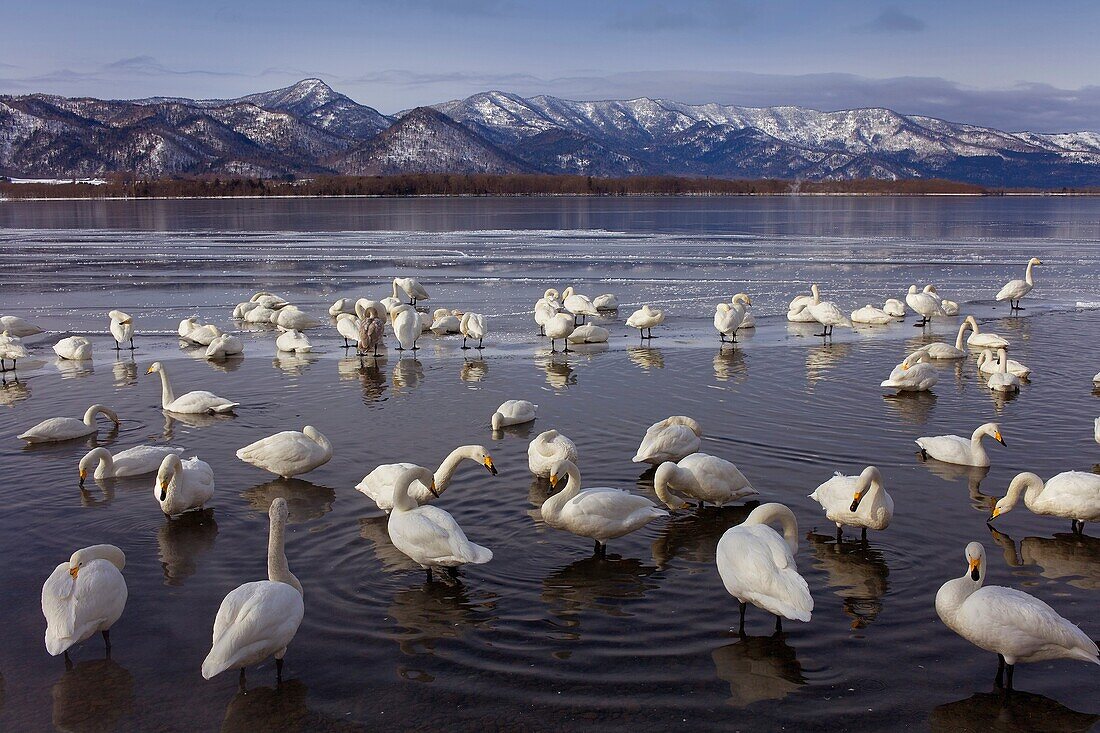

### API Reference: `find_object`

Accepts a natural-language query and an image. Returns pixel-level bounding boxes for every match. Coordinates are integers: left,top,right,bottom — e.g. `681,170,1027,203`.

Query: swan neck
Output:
308,428,333,459
156,367,174,407
752,505,799,556
1025,260,1035,285
954,320,968,350
267,510,301,594
98,449,115,477
435,446,473,488
653,463,686,507
391,280,400,299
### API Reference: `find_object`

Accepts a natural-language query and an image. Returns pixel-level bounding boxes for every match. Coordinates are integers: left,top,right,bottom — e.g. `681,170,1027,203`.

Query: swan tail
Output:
210,402,239,414
465,543,493,565
45,632,71,656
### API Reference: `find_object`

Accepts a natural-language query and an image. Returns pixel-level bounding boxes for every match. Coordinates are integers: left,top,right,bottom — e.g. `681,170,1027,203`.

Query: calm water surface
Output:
1,197,1098,732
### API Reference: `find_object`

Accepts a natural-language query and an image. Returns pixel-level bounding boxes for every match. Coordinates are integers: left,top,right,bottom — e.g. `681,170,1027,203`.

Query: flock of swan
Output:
11,258,1100,697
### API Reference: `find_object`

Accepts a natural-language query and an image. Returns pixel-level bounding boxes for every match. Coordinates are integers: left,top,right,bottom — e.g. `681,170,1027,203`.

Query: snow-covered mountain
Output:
2,79,1099,185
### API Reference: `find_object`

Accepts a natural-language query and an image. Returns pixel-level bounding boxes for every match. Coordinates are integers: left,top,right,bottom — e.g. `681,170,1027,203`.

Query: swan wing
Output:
808,474,855,513
959,586,1099,663
996,279,1028,301
355,462,428,510
915,435,971,463
389,506,492,565
43,560,127,655
717,526,812,621
237,431,319,474
203,581,304,678
113,446,185,476
566,487,665,522
167,390,238,414
1038,473,1100,520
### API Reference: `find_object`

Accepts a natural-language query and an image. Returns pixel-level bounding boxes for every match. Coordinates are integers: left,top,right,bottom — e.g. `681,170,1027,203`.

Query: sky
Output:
2,0,1099,132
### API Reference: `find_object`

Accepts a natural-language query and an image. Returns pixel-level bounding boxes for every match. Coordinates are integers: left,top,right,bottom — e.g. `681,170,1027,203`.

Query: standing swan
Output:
916,423,1005,467
108,310,136,351
626,305,664,341
19,404,120,443
808,466,894,540
716,503,812,633
147,362,238,414
202,498,304,686
654,452,758,509
154,453,215,516
0,331,29,372
906,285,945,327
935,541,1098,690
393,277,429,305
562,287,599,324
528,430,578,477
390,305,421,351
791,285,851,338
996,257,1042,310
633,416,702,465
990,471,1100,534
460,312,487,350
544,459,669,554
387,466,492,580
236,426,332,478
544,312,575,352
787,286,819,322
356,444,498,512
42,544,127,660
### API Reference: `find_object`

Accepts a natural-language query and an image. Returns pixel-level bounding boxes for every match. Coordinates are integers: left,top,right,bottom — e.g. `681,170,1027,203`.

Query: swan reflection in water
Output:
804,342,851,387
387,580,497,656
78,480,117,509
568,342,610,361
220,679,370,733
651,504,757,569
112,357,137,387
626,346,664,371
930,689,1099,733
241,478,336,524
711,632,806,707
392,358,424,395
460,358,489,383
804,532,890,629
918,460,993,513
52,658,134,733
162,410,235,440
541,554,659,624
988,525,1100,591
272,352,319,377
882,391,937,425
337,355,387,403
537,352,575,390
158,508,218,586
0,376,31,406
491,419,536,442
54,358,95,380
713,346,748,383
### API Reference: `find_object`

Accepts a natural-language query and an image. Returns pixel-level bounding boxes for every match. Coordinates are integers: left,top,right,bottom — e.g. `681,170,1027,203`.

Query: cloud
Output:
854,7,925,33
604,1,753,32
103,56,241,78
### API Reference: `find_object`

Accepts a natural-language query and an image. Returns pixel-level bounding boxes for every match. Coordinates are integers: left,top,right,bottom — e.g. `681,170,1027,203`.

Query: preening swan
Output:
53,336,92,361
108,310,135,351
393,277,429,305
236,426,332,478
567,324,609,344
562,287,599,323
534,299,559,335
178,318,222,346
0,314,43,337
147,361,238,414
354,298,389,321
851,304,894,325
787,287,818,322
715,294,752,341
528,429,578,477
906,284,945,327
977,348,1031,379
274,306,322,331
626,305,664,340
544,459,668,554
0,331,28,371
984,348,1021,393
275,328,312,353
19,404,119,443
881,349,938,392
79,445,184,483
357,312,385,357
536,288,561,312
716,503,812,633
250,292,289,310
991,471,1100,534
964,316,1009,349
593,294,618,311
633,415,702,465
922,320,970,360
42,544,127,658
790,284,851,338
544,312,576,352
654,452,758,509
429,308,461,335
154,453,215,516
460,312,487,349
390,304,421,351
329,298,355,316
883,298,906,318
996,257,1042,310
917,423,1005,467
492,400,537,430
335,313,361,347
935,541,1098,690
808,466,894,539
243,306,276,324
356,444,497,512
205,333,243,360
201,497,303,685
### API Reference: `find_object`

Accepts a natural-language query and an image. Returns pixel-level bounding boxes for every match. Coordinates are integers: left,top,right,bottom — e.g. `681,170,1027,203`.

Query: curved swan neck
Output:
654,462,689,508
996,348,1009,373
491,412,504,430
304,426,333,459
84,404,114,426
267,508,302,594
435,445,478,487
810,284,821,305
81,447,113,477
748,504,800,557
1005,472,1043,508
954,320,969,350
392,467,434,513
391,280,400,300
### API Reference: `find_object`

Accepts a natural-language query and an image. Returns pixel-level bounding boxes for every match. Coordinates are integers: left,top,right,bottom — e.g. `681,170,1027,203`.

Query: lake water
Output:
1,196,1099,732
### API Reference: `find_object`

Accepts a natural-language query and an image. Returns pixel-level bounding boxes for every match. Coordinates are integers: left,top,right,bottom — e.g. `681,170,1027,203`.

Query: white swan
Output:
233,301,260,319
354,298,389,321
202,497,303,685
996,257,1042,310
329,298,355,316
917,423,1005,467
108,310,135,351
544,459,668,553
393,277,429,305
716,503,812,632
528,429,578,477
935,541,1098,690
633,415,702,465
429,308,461,335
205,333,243,360
922,320,970,359
356,444,497,512
275,328,312,353
715,294,752,341
387,466,492,577
460,312,487,349
626,305,664,340
79,445,183,484
536,288,561,312
492,400,537,430
562,286,599,323
593,294,618,311
567,324,609,344
965,316,1009,349
147,361,238,414
236,426,332,478
335,313,361,347
42,544,127,657
390,304,421,351
906,284,945,326
977,348,1031,379
534,299,559,335
787,287,819,322
882,298,906,318
19,404,119,443
0,331,28,371
851,304,894,325
0,314,43,337
178,318,222,345
791,284,851,337
808,466,894,538
991,471,1100,534
249,292,289,309
243,306,277,324
53,336,92,360
274,306,321,331
984,348,1021,393
154,454,215,516
654,452,758,509
881,349,938,392
544,312,576,352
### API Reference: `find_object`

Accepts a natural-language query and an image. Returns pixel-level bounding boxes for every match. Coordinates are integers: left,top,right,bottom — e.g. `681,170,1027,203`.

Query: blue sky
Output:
3,1,1098,132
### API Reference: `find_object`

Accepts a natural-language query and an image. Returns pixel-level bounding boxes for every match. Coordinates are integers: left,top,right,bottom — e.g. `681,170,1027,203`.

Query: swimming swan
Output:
935,541,1097,690
528,430,578,477
965,316,1009,349
146,361,237,414
544,459,668,553
236,426,332,478
881,349,938,392
996,257,1042,310
977,348,1031,379
154,454,214,516
633,416,702,465
356,444,497,512
79,445,184,483
917,423,1005,467
922,320,971,360
716,503,812,632
202,497,303,685
990,471,1100,534
19,404,120,443
42,544,127,658
808,466,894,539
492,400,537,430
984,348,1021,393
654,452,758,509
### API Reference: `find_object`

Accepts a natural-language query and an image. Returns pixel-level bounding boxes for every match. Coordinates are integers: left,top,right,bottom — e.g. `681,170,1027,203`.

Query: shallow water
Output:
1,196,1099,732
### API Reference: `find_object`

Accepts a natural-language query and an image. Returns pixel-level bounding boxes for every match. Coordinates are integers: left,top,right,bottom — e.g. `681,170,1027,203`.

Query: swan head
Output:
69,544,126,578
548,458,577,489
964,542,985,582
978,422,1006,446
990,472,1041,520
146,361,165,375
731,293,752,306
544,288,560,301
78,447,110,485
849,466,881,512
923,284,937,294
1028,257,1043,266
715,303,731,313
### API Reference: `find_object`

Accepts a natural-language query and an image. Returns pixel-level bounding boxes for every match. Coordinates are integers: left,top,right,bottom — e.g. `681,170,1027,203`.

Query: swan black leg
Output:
774,615,783,633
920,447,928,460
129,337,136,350
836,525,843,541
861,527,868,542
739,602,746,634
425,567,434,583
276,658,284,683
113,341,121,351
995,654,1005,687
562,342,572,353
550,338,557,353
239,668,246,692
64,650,73,670
446,566,459,578
462,336,469,350
1006,663,1014,691
539,325,545,335
477,338,484,350
102,629,111,657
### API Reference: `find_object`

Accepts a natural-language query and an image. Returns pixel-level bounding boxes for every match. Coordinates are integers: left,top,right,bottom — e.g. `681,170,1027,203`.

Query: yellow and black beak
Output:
549,473,559,488
159,480,169,502
146,366,155,374
79,468,87,485
483,456,498,476
427,480,439,499
69,566,79,580
849,491,863,512
969,557,981,581
994,432,1006,446
989,506,1001,521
